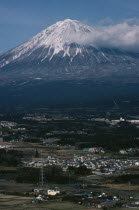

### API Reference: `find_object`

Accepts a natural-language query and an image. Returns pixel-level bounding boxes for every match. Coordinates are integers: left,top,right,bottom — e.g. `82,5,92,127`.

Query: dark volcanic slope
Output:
0,80,139,111
0,45,139,84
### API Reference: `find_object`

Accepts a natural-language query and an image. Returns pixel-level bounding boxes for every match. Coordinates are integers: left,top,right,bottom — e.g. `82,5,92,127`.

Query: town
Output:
25,154,139,175
0,109,138,209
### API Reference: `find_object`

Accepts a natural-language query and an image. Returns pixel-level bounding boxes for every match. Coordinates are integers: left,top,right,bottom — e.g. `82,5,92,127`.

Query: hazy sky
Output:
1,0,139,53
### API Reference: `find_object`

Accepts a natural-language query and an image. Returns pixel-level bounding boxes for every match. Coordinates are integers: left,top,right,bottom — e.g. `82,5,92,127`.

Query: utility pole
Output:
0,126,3,142
128,181,131,194
41,151,44,187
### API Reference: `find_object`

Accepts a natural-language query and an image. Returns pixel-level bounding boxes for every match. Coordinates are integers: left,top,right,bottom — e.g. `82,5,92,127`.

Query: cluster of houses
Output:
24,154,139,174
31,188,139,208
32,190,119,207
32,187,60,203
91,117,139,125
0,121,17,128
83,147,105,154
119,148,139,155
0,144,12,149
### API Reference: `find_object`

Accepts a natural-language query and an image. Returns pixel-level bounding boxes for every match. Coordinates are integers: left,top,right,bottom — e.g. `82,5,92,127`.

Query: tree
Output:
35,149,39,158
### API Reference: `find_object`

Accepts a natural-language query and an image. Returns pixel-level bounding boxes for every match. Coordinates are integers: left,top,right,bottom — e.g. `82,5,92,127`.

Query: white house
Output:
47,188,60,196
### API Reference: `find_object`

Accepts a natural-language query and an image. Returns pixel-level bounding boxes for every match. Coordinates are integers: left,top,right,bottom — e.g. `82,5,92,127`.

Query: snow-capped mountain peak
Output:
0,19,138,85
0,19,94,67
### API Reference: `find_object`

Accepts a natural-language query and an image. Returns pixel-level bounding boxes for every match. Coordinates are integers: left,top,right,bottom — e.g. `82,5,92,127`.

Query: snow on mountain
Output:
0,19,139,84
0,19,95,68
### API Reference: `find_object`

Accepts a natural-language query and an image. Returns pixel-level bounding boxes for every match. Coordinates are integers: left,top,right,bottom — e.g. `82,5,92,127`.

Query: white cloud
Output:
69,19,139,53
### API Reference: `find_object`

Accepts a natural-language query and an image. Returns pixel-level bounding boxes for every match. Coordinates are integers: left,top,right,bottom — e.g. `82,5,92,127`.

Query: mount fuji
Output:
0,19,139,84
0,19,139,109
